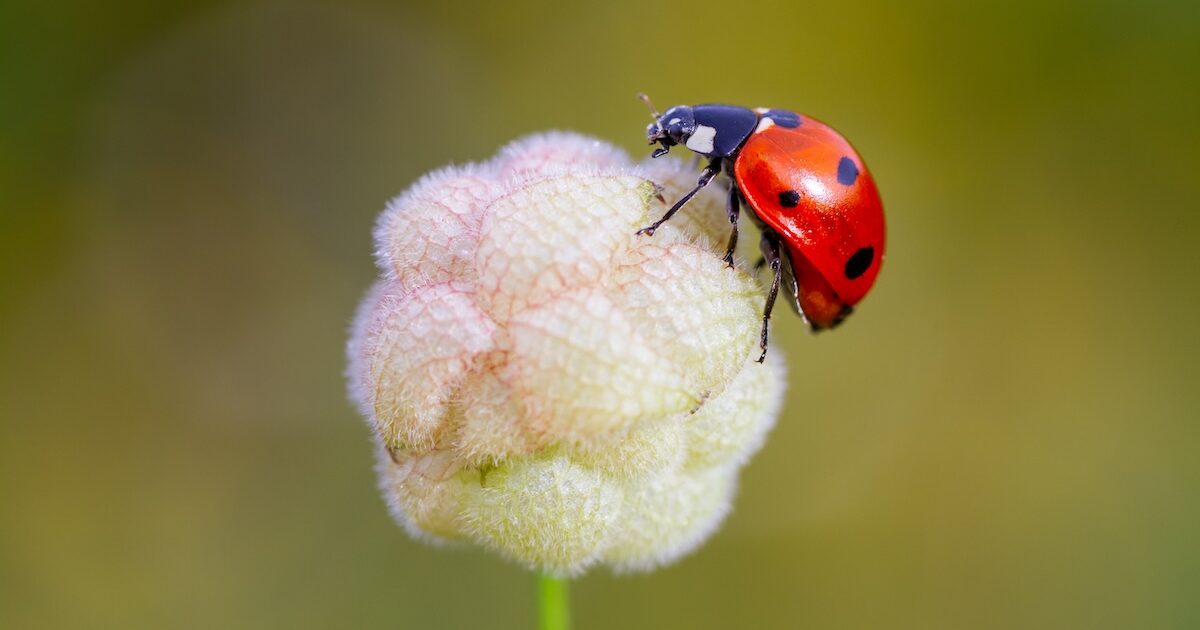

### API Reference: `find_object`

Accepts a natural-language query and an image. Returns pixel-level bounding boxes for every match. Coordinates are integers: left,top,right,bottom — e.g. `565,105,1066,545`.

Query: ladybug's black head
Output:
646,105,696,158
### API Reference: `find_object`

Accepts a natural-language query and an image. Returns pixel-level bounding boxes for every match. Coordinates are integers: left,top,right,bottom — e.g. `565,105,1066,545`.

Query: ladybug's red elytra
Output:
637,96,886,362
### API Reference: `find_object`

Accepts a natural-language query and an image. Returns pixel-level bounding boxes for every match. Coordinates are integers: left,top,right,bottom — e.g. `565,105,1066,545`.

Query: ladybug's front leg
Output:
757,232,783,363
722,185,740,268
636,158,722,237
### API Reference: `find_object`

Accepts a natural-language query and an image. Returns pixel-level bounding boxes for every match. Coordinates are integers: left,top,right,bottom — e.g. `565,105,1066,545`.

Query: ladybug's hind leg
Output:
636,158,722,237
722,185,741,268
757,232,783,363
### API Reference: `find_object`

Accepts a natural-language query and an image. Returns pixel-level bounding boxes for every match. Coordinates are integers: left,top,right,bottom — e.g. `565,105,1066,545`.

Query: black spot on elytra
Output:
845,246,874,280
765,109,802,128
837,157,859,185
778,190,801,208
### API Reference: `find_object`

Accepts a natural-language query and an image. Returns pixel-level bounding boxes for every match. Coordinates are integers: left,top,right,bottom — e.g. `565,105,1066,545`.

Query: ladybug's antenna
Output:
636,92,660,119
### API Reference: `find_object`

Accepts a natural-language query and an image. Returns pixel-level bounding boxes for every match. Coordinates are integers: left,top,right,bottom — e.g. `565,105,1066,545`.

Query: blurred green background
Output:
2,0,1198,628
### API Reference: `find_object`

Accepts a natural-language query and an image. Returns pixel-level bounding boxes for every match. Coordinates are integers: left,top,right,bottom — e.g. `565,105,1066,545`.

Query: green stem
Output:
537,573,570,630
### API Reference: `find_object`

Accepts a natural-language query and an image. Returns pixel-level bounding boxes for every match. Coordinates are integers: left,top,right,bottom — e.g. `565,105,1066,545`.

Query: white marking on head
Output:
686,124,716,153
668,117,681,125
755,117,776,134
754,107,769,114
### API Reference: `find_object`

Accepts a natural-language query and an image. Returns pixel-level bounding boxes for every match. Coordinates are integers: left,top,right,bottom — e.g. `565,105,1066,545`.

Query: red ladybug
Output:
637,96,886,362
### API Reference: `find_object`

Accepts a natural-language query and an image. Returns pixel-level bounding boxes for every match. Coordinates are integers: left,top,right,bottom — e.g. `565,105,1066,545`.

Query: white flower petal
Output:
348,134,788,575
503,288,698,443
613,241,761,396
374,165,500,291
475,173,652,321
357,281,497,450
603,463,737,572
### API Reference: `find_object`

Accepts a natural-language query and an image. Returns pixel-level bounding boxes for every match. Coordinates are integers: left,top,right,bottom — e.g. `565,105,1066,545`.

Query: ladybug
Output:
636,95,886,362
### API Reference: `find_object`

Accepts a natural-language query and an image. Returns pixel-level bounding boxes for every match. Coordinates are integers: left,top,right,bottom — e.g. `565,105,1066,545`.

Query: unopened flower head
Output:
347,132,786,576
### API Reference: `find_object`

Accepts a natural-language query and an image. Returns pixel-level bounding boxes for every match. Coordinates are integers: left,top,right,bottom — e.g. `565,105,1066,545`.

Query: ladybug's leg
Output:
636,159,722,237
722,185,741,268
757,233,783,363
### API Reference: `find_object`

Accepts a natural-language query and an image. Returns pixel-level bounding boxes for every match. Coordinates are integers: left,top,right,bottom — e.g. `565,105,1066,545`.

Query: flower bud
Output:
348,132,785,576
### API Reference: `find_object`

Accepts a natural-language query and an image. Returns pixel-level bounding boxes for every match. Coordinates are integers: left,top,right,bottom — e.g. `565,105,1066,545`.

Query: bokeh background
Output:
3,0,1198,628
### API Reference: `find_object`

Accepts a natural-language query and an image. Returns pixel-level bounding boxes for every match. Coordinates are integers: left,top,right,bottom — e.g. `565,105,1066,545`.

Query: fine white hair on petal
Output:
373,163,501,291
376,444,470,543
566,414,686,479
451,369,539,467
348,132,788,576
683,348,786,471
461,453,624,577
611,241,761,397
474,173,652,322
493,131,632,179
602,463,739,573
502,287,698,444
346,279,389,422
356,281,498,451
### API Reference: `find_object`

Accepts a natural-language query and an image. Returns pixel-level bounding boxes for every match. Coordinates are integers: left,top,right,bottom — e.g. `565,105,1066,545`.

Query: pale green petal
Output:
462,454,623,576
603,464,737,572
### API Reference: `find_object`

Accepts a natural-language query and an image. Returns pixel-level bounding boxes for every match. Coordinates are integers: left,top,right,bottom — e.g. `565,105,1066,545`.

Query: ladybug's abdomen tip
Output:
806,303,854,332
